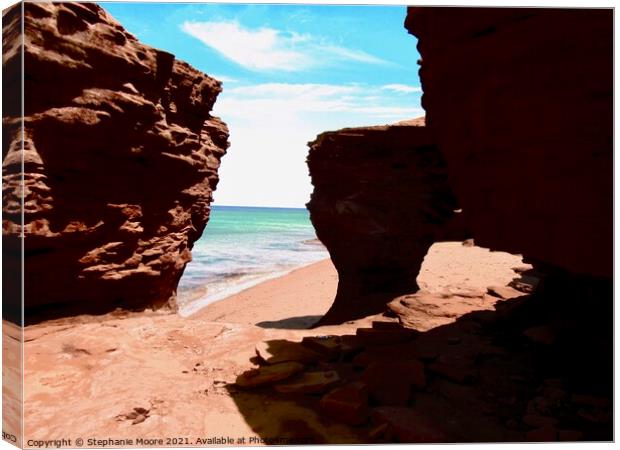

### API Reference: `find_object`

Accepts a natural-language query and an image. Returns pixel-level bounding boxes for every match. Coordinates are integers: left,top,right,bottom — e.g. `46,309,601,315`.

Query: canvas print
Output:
1,1,614,447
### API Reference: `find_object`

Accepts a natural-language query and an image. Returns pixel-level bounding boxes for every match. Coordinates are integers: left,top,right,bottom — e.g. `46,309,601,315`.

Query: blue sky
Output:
102,3,423,207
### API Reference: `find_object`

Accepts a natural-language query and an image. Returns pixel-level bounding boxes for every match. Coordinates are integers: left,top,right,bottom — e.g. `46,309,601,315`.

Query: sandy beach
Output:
11,240,614,442
13,242,533,444
193,241,527,327
192,259,338,328
4,3,612,445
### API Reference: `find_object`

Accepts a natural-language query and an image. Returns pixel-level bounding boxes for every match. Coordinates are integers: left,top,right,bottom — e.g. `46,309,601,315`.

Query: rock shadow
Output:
226,275,613,444
256,316,324,330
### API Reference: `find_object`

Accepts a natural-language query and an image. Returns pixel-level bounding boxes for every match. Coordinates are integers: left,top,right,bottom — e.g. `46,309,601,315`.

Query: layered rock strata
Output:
406,7,613,279
307,119,466,325
2,2,229,323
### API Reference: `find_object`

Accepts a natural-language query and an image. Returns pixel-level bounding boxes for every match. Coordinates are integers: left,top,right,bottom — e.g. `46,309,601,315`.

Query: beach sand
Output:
192,259,338,328
11,242,528,444
193,241,526,327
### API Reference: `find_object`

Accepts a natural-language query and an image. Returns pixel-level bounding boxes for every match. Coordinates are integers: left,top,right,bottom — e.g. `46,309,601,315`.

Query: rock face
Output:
2,2,229,323
307,119,466,325
308,8,611,324
406,8,613,279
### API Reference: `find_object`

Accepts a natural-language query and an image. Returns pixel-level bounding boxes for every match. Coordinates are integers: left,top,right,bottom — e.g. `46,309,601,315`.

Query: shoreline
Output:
190,258,338,328
189,241,528,328
180,258,331,318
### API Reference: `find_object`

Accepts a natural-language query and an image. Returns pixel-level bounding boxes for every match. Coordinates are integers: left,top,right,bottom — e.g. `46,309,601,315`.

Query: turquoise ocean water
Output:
177,205,328,316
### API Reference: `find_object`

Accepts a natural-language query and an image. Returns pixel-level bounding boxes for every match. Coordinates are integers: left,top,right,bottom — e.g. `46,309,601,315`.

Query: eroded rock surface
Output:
307,119,466,325
406,7,613,279
2,2,229,323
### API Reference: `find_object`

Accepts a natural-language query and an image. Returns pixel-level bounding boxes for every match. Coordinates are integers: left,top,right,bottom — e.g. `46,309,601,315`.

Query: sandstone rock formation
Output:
308,8,612,325
307,119,466,325
406,7,613,279
2,2,229,323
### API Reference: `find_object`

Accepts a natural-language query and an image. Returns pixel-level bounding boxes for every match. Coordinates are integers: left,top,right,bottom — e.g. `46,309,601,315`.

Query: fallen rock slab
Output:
508,280,537,294
319,382,369,426
355,328,417,345
511,264,534,274
274,371,340,395
486,285,524,300
388,291,496,332
301,336,342,360
352,343,419,367
236,362,304,388
339,335,366,357
255,340,323,364
371,321,404,329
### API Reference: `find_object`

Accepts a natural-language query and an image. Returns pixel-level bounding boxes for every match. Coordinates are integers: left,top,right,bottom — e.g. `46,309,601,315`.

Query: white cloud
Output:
216,83,423,118
318,44,386,65
181,20,386,72
381,83,422,93
210,82,424,208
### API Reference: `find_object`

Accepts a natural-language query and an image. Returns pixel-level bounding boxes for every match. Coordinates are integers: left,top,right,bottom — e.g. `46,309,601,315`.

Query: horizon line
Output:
212,203,308,210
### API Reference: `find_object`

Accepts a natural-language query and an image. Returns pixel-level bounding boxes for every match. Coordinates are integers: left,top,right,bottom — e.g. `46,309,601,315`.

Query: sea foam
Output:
177,205,328,316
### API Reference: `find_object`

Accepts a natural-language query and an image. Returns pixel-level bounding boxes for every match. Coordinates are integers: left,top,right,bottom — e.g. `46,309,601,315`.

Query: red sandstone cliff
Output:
406,7,613,280
307,118,467,325
2,2,229,323
307,8,612,325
